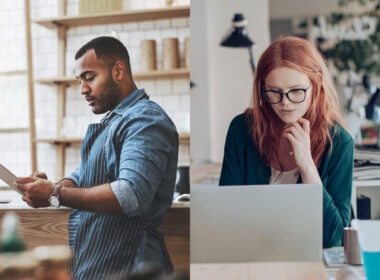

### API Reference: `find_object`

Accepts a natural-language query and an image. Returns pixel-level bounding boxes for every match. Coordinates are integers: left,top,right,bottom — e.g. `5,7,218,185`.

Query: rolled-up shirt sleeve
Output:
109,106,178,217
63,166,81,186
110,179,140,215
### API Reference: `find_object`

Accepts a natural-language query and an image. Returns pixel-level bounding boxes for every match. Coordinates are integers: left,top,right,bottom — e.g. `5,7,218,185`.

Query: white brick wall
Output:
0,0,190,183
0,0,29,183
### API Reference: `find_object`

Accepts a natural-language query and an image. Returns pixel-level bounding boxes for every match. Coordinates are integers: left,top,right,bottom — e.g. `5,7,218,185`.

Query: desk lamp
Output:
220,13,256,74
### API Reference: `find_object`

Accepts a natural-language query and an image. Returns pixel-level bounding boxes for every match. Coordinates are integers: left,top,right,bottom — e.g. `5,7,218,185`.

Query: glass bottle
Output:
0,212,26,253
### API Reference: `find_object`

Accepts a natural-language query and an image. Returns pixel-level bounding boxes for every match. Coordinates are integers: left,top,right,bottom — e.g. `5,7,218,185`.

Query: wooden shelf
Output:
0,127,29,133
0,70,27,76
34,68,190,85
134,68,190,80
34,76,77,85
33,6,190,29
34,138,83,145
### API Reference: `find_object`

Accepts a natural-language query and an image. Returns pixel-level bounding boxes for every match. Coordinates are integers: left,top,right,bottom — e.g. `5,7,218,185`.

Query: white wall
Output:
0,0,30,177
191,0,271,164
189,0,210,165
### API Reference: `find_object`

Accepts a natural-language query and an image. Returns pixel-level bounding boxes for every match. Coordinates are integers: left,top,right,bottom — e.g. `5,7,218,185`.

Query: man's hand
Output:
31,171,48,180
14,177,54,208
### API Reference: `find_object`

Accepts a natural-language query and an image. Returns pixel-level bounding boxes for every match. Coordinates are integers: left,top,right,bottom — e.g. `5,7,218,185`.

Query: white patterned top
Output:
270,167,299,184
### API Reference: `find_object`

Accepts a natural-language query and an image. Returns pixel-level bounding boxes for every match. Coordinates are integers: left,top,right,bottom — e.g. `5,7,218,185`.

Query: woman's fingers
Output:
297,118,310,134
284,119,310,140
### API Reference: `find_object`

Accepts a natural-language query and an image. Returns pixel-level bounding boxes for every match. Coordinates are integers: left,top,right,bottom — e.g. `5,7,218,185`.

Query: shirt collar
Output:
101,88,147,123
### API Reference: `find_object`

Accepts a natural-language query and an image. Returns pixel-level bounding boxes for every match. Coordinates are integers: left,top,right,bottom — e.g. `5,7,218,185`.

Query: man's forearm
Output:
60,182,124,214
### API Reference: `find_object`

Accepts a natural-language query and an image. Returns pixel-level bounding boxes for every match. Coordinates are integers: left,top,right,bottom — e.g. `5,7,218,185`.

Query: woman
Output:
219,36,354,248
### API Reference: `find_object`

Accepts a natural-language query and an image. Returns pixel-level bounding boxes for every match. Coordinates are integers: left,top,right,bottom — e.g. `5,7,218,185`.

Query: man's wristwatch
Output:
49,183,63,208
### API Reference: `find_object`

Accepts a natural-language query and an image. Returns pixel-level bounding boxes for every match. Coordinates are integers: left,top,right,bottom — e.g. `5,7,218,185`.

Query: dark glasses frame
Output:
262,85,310,104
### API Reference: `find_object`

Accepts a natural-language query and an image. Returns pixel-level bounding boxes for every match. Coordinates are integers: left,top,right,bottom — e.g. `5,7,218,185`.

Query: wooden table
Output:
0,191,189,273
191,262,329,280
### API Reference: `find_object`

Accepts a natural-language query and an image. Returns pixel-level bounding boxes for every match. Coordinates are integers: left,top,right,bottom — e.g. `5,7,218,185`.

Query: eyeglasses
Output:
263,85,310,104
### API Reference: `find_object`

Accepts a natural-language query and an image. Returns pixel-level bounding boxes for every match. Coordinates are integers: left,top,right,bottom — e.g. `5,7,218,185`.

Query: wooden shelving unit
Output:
29,3,190,179
34,68,190,85
33,6,190,29
0,70,27,76
0,128,29,133
134,68,190,80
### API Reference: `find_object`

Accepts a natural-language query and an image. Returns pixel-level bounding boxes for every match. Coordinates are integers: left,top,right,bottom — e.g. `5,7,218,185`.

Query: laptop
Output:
190,184,322,263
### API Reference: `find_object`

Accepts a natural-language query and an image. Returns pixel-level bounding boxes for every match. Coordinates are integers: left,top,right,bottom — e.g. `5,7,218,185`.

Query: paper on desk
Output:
351,219,380,251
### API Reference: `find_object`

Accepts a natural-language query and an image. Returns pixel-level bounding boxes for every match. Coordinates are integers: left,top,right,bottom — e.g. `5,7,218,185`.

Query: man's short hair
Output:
75,36,132,74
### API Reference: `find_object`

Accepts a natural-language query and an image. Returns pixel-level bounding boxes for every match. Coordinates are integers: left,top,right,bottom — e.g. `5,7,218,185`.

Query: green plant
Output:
315,0,380,75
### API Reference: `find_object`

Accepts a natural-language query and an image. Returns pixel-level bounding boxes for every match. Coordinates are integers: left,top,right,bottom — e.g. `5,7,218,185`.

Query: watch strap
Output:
52,183,63,197
49,183,63,208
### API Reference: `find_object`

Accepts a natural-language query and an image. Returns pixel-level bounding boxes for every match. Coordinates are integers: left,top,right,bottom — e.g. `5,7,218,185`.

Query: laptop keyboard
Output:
323,247,345,267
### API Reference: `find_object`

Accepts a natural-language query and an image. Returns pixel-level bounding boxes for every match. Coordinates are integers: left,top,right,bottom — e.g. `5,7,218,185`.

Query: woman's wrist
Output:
299,163,322,185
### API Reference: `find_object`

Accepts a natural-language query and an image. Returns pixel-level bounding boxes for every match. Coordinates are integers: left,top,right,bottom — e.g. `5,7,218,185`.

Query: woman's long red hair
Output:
246,36,345,168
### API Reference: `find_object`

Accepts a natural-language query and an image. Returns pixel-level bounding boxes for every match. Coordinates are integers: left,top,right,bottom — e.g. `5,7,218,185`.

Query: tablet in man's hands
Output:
0,163,21,194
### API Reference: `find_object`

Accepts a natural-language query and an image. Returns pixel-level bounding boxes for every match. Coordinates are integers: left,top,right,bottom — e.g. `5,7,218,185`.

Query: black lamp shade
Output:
220,13,255,48
221,28,254,48
220,13,256,73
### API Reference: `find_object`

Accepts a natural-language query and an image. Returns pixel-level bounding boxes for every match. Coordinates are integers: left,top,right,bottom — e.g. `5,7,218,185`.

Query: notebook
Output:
190,184,323,263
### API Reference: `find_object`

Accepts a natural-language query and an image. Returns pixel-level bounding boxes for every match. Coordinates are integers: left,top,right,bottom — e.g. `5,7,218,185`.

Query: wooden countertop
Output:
0,190,189,273
191,262,329,280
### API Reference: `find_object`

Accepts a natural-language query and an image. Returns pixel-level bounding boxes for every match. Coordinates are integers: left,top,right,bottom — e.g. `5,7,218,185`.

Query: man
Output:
15,36,179,279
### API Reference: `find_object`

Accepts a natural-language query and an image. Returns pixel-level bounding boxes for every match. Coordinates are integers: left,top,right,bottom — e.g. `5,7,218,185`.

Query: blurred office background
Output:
191,0,380,218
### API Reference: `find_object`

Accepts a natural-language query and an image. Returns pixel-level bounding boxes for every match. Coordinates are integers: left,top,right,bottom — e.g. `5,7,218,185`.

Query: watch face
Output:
49,196,60,208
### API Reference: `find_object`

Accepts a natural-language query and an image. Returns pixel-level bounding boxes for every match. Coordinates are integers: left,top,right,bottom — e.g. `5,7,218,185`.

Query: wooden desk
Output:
161,204,190,272
0,191,189,273
191,262,328,280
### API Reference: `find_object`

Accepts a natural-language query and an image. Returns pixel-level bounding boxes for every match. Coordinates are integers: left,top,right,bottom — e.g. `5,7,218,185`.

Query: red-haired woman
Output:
219,36,354,248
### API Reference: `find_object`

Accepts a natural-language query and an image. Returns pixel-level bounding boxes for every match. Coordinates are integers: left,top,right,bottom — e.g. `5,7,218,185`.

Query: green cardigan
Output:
219,113,354,248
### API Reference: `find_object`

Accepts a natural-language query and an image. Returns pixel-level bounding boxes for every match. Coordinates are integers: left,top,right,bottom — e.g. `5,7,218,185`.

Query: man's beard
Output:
93,75,121,114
